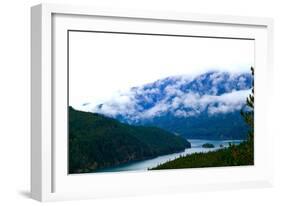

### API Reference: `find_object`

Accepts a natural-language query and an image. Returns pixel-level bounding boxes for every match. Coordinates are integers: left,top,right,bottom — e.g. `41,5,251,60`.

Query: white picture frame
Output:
31,3,274,202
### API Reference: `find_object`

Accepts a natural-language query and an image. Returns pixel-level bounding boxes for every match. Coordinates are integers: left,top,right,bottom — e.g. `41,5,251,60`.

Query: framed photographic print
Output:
31,3,274,201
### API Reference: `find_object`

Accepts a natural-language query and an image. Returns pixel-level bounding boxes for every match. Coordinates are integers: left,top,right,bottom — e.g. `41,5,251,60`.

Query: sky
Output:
69,31,254,108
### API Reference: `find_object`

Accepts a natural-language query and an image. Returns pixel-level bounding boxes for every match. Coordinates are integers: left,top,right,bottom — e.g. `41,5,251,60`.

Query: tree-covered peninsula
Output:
69,107,191,173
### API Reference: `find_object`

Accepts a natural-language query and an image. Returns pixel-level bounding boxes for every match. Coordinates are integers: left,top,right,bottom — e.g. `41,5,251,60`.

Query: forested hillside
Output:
150,141,253,170
69,107,190,173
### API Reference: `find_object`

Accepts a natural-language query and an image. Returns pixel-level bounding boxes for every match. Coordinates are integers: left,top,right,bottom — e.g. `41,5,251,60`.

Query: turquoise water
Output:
96,139,243,173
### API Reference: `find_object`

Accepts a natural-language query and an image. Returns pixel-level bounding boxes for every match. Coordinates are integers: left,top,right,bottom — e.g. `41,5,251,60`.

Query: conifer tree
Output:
240,67,254,141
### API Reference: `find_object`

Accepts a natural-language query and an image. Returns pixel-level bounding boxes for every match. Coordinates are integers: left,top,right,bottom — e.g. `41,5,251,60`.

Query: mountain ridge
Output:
78,70,253,140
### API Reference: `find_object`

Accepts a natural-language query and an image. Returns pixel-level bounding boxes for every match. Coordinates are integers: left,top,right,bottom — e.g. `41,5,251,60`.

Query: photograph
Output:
68,31,254,174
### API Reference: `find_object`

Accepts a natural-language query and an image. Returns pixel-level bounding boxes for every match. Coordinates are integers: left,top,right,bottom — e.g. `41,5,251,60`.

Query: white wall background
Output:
0,0,280,205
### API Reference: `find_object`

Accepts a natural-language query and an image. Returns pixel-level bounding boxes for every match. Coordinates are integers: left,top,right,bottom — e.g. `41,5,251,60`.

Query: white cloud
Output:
140,101,169,118
75,70,252,120
182,92,201,107
164,85,184,96
171,97,181,109
206,90,251,115
88,87,251,120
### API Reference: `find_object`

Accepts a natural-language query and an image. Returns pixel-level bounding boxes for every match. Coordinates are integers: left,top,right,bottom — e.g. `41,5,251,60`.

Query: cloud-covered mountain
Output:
80,71,253,140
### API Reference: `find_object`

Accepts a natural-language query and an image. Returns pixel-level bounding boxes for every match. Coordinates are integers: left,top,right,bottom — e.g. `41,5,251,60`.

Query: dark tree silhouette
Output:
241,67,254,141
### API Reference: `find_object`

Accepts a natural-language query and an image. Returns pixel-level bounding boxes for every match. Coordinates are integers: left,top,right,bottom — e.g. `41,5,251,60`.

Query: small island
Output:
202,143,215,148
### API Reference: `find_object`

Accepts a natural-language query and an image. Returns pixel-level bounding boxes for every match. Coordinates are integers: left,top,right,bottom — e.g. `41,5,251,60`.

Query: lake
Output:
96,139,244,173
